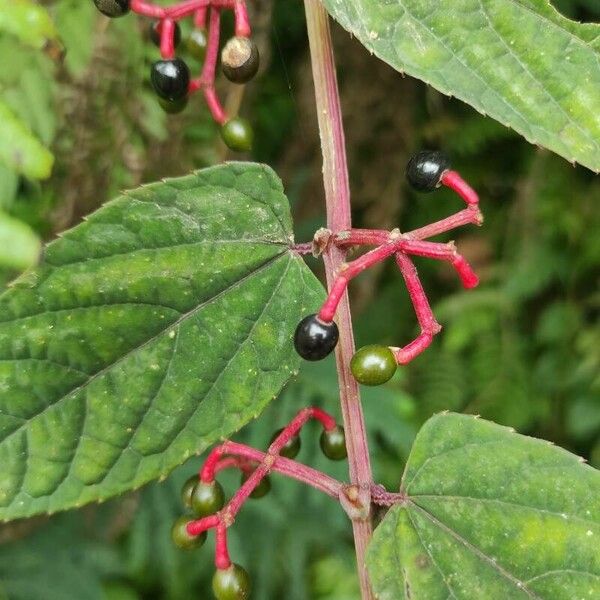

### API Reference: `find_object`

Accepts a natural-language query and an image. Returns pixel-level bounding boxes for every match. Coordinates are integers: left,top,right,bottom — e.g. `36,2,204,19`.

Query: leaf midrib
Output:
0,249,289,447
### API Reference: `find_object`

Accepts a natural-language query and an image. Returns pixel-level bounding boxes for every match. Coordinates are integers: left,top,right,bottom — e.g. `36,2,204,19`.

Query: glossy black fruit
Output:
270,428,301,459
350,345,397,386
294,314,339,361
93,0,129,17
220,118,253,152
191,480,225,517
320,426,347,461
151,58,190,102
171,516,207,550
150,21,182,48
212,563,251,600
221,37,259,84
187,28,208,60
406,150,450,192
241,473,271,499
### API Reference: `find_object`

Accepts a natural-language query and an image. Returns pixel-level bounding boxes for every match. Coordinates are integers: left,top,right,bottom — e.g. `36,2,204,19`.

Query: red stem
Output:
159,19,176,59
233,0,251,37
215,524,232,569
442,170,479,205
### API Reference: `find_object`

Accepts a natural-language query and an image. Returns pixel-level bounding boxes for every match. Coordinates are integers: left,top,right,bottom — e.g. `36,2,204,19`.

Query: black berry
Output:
406,150,451,192
158,96,188,114
320,426,347,461
190,480,225,517
294,314,339,361
171,516,207,550
270,428,301,459
151,58,190,102
221,37,259,84
220,118,253,152
92,0,130,17
241,473,271,499
212,563,251,600
150,21,182,48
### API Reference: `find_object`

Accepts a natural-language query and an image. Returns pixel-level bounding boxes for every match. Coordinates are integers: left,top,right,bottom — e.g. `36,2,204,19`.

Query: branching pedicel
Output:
93,0,257,150
295,150,483,385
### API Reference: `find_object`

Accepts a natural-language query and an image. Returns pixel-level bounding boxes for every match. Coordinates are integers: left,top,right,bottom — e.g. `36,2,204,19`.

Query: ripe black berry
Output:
190,480,225,517
241,473,271,499
158,96,188,114
171,516,207,550
221,37,259,84
151,58,190,102
294,314,339,361
320,426,347,461
92,0,130,17
270,428,301,459
150,21,182,48
212,563,251,600
406,150,451,192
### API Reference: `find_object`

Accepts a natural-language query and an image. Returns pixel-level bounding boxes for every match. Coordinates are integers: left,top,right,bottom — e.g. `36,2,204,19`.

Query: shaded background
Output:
0,1,598,598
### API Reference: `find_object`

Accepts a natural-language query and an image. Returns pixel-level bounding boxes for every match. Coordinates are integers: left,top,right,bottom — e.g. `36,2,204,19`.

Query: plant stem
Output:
304,2,375,598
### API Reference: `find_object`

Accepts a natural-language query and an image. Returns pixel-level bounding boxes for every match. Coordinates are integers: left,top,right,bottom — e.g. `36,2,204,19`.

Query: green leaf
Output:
0,162,323,521
0,0,58,49
0,211,41,271
321,0,600,172
0,100,54,179
367,412,600,599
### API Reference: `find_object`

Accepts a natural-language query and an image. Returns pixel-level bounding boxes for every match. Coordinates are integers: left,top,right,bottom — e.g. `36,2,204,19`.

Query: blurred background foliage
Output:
0,0,598,598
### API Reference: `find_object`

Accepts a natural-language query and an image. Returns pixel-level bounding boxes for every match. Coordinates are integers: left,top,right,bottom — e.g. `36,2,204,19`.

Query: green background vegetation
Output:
0,0,598,598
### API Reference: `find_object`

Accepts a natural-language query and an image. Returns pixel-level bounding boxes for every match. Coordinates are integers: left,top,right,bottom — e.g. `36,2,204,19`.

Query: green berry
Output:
270,428,301,459
191,480,225,517
221,37,259,84
187,28,208,61
93,0,129,18
181,475,197,509
171,516,206,550
320,426,347,461
158,96,188,114
350,345,397,386
241,473,271,499
212,563,251,600
220,118,253,152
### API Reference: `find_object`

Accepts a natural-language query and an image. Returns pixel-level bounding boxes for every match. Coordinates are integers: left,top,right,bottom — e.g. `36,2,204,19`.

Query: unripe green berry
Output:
241,473,271,499
350,345,397,386
220,118,253,152
191,480,225,517
187,28,208,61
181,475,198,509
171,516,206,550
212,563,251,600
320,426,347,461
270,428,301,459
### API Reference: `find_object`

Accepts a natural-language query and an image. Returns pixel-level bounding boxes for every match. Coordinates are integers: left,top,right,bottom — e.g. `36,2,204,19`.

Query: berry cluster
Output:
92,0,257,151
172,407,347,599
294,151,484,385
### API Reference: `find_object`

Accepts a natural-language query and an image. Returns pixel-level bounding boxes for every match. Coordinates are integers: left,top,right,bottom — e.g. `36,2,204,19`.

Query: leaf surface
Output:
0,211,41,270
367,412,600,599
322,0,600,172
0,0,57,49
0,162,323,520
